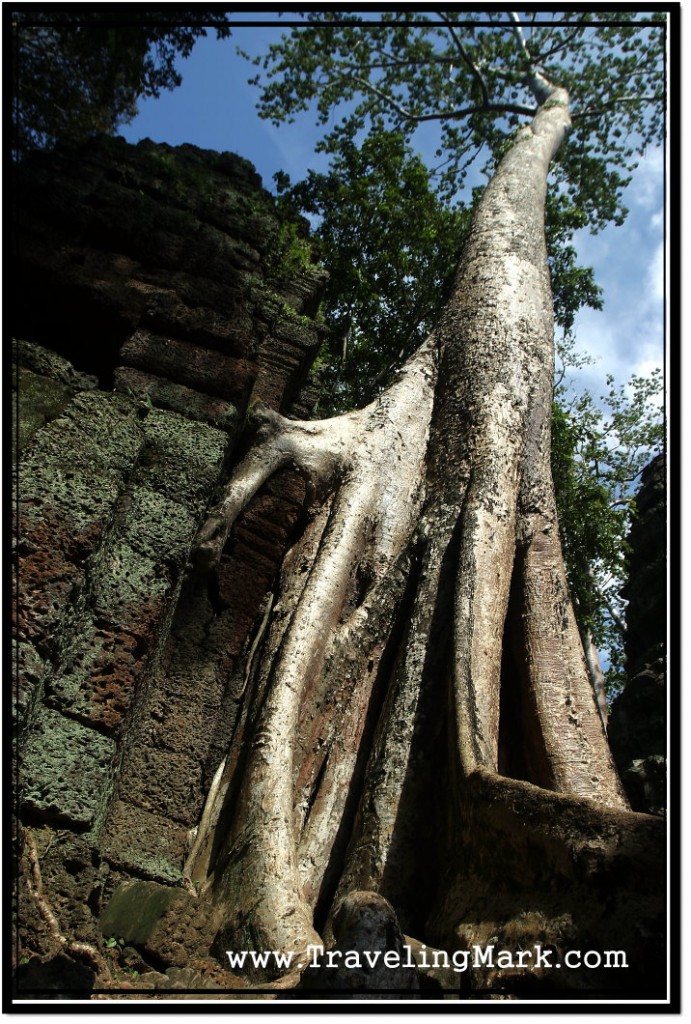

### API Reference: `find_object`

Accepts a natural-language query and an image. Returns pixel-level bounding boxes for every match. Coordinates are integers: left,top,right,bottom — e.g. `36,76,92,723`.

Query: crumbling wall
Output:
608,453,666,816
13,136,326,995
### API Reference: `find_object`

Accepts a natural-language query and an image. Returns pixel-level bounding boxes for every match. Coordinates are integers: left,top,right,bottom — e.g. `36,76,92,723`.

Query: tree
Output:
551,354,664,701
185,12,667,993
274,130,470,414
264,18,661,694
10,9,231,157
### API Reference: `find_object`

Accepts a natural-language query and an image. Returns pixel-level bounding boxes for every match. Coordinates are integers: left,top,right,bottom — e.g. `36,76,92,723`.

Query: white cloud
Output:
647,240,665,303
627,146,664,211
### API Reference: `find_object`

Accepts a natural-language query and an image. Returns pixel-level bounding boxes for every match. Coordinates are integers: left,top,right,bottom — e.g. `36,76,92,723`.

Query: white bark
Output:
190,80,630,980
193,341,437,970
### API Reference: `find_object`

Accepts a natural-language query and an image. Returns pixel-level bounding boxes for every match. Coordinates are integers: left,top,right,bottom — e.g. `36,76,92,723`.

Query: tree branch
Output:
573,95,664,120
348,72,535,124
508,11,561,105
509,10,534,68
436,11,490,107
531,26,584,65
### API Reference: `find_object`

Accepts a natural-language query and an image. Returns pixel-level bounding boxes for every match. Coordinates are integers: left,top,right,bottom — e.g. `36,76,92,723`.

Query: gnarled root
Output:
426,767,666,995
188,343,437,976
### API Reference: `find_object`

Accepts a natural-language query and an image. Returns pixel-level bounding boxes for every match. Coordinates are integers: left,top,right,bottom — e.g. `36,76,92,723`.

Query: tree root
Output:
22,829,111,983
186,344,438,974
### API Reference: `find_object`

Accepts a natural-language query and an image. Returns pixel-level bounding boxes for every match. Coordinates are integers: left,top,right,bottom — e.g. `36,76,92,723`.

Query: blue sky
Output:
119,21,665,410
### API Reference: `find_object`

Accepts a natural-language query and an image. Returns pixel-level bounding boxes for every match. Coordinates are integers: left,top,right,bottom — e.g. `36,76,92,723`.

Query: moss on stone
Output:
99,879,184,946
21,707,116,830
137,408,229,514
15,367,75,457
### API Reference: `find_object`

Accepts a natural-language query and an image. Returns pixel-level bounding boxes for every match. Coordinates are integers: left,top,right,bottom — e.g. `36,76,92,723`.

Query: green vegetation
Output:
274,130,468,413
12,11,665,684
11,10,231,157
244,11,665,679
552,351,664,690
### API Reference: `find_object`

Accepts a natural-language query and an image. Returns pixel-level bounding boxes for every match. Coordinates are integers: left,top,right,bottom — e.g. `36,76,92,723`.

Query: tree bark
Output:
189,82,664,993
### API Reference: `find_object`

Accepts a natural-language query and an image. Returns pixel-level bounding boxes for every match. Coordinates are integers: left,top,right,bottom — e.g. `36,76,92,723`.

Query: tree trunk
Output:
190,83,665,993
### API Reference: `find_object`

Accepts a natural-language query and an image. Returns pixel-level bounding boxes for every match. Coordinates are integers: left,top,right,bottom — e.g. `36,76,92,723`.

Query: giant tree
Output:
188,11,667,994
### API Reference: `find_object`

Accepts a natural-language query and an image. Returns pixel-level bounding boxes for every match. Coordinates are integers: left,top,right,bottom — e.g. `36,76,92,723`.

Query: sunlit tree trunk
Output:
187,81,662,990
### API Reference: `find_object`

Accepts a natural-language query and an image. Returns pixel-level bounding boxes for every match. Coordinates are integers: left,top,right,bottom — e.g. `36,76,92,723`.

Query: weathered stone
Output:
14,640,49,730
118,486,199,564
99,801,188,884
13,137,327,983
13,338,99,391
45,621,145,734
118,747,204,828
21,707,116,829
99,880,185,947
120,329,257,405
15,136,325,410
136,407,229,513
25,390,145,473
14,367,75,456
113,367,241,432
139,296,254,357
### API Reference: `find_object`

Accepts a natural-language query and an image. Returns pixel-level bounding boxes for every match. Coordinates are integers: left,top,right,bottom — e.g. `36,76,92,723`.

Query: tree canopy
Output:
248,11,664,413
243,11,666,689
11,9,231,156
249,11,665,222
11,9,666,690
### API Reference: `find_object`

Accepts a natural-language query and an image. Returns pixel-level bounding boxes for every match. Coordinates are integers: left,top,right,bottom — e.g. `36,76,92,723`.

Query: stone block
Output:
118,486,198,564
121,329,256,405
136,407,229,513
45,621,144,734
100,801,188,883
118,746,204,828
20,707,116,829
14,367,74,456
99,879,185,947
26,390,144,473
14,639,49,732
113,366,241,432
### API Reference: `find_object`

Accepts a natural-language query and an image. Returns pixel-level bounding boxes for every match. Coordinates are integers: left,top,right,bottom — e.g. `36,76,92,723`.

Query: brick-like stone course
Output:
14,136,326,973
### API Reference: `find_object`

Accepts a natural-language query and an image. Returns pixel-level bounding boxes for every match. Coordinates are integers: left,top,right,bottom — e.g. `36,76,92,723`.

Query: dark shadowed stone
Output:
99,879,183,946
99,801,188,884
299,891,420,999
621,755,666,817
120,329,257,405
608,453,666,815
14,954,95,997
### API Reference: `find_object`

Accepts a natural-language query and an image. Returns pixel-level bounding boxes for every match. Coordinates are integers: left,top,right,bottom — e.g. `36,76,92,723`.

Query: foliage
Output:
266,218,315,285
275,130,468,413
552,338,664,689
247,11,665,225
244,11,666,672
11,10,231,156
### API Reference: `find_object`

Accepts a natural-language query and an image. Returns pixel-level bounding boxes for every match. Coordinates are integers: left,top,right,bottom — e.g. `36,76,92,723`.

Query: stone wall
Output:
13,137,326,994
608,453,666,815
